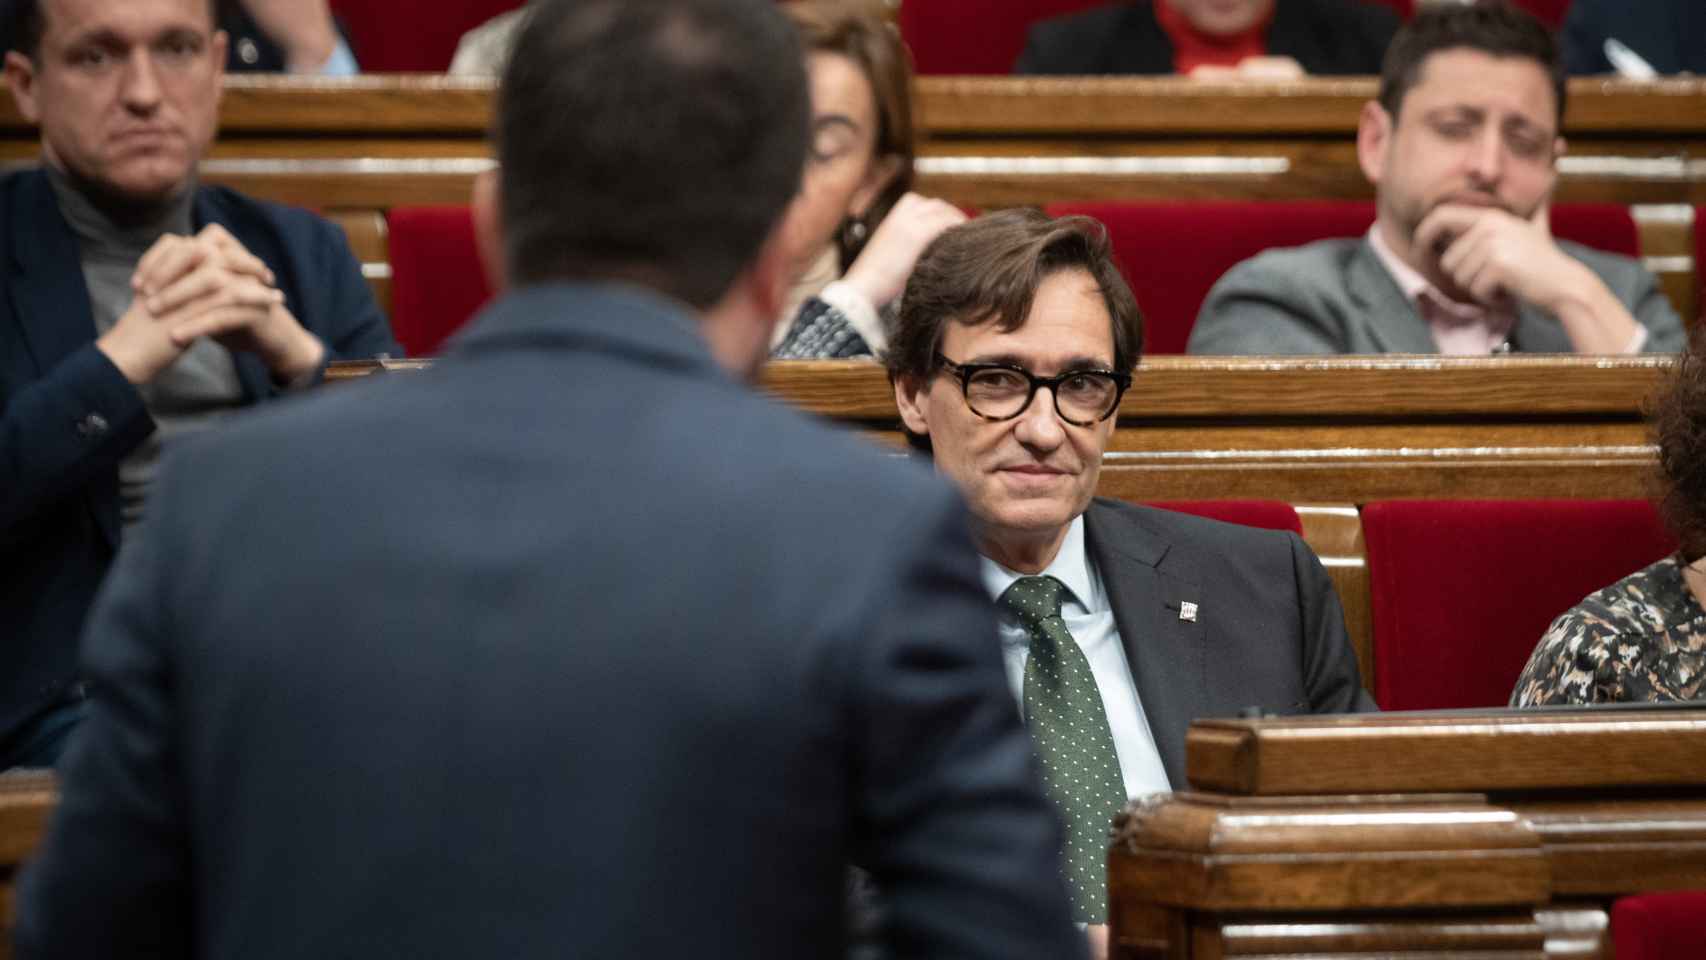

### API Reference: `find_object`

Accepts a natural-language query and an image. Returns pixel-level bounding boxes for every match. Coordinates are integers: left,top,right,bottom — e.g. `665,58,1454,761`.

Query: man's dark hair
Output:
1377,1,1566,126
885,208,1143,449
497,0,808,309
7,0,219,57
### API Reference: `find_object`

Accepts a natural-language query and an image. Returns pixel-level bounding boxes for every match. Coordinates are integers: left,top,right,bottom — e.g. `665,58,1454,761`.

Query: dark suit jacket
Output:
1084,499,1374,788
1015,0,1398,76
0,168,398,745
16,285,1083,960
1562,0,1706,76
1188,236,1686,355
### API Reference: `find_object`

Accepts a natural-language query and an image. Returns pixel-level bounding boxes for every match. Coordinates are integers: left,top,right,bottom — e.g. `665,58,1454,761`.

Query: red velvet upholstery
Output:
330,0,525,72
1612,892,1706,960
1046,201,1376,354
1044,201,1640,355
1146,501,1303,535
897,0,1106,75
1362,500,1676,711
1512,0,1572,30
387,206,493,357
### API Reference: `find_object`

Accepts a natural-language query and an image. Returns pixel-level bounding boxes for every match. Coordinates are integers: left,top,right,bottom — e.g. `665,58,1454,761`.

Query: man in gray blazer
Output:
14,3,1084,959
889,208,1374,942
1190,3,1685,355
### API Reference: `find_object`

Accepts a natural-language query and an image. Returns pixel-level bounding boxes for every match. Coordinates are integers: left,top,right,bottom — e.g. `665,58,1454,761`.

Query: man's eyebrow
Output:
64,28,128,50
812,114,858,132
962,353,1115,371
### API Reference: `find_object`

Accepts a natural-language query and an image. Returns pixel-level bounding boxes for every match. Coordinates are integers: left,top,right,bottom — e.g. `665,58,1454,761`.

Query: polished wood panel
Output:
1112,711,1706,959
0,771,57,960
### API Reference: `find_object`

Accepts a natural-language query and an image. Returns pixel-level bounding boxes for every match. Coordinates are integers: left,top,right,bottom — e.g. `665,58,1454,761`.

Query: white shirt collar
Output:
978,514,1102,615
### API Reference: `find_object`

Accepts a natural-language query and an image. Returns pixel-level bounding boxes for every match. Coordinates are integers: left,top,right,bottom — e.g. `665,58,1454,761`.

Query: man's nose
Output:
1012,385,1067,451
1466,125,1504,187
119,51,164,112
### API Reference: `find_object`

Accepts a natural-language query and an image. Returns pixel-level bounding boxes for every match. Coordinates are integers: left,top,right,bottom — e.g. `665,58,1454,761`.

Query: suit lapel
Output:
1084,501,1205,790
1346,239,1438,353
7,169,124,548
9,170,98,383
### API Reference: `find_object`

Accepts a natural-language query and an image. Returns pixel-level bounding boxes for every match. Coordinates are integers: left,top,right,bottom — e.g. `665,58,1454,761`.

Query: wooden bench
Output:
327,354,1675,695
0,77,1698,323
1112,708,1706,959
0,771,57,960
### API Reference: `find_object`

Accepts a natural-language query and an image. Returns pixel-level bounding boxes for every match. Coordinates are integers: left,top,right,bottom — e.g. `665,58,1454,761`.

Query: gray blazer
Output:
1188,236,1686,355
1083,499,1376,788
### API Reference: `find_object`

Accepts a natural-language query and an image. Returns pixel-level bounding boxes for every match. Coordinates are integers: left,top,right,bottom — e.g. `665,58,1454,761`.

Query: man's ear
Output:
1356,100,1392,187
5,52,40,122
893,372,932,438
471,168,508,293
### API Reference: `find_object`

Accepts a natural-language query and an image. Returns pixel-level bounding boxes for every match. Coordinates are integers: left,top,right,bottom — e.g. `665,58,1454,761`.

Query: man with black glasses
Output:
888,208,1375,943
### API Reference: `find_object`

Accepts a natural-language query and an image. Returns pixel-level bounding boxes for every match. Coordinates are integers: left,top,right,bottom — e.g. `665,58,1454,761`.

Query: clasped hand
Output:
1413,203,1581,309
98,224,323,386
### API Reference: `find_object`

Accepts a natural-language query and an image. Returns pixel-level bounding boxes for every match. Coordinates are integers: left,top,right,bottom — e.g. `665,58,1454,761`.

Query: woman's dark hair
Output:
785,0,916,271
1655,327,1706,562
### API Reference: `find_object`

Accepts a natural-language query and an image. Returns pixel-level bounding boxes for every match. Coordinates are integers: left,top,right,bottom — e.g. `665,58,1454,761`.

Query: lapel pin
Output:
1179,601,1198,623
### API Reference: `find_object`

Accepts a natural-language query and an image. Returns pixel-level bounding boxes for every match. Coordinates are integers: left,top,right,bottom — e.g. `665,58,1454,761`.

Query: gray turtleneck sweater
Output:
46,167,246,530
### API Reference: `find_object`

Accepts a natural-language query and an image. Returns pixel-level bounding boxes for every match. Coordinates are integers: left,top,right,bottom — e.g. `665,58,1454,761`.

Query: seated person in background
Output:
888,208,1375,935
1190,2,1685,356
1015,0,1397,79
0,0,398,769
0,0,360,73
1512,332,1706,706
769,0,965,360
1561,0,1706,78
13,1,1083,956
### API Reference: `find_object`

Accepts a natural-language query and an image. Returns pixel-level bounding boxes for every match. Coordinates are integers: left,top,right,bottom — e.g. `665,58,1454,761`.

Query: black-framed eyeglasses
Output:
934,353,1130,427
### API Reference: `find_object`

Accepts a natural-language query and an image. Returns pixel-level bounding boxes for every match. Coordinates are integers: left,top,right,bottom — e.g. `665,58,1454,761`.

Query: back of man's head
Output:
496,0,809,310
1377,1,1565,125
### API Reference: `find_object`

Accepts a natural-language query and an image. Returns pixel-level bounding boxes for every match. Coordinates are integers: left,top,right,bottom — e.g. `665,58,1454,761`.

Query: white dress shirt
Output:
980,516,1173,797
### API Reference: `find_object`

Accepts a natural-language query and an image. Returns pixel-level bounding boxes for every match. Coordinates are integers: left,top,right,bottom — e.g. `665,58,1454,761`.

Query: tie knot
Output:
998,575,1067,629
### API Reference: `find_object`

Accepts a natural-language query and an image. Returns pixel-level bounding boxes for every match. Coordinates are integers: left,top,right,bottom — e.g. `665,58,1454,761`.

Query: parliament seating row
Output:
899,0,1574,75
376,201,1693,358
1153,499,1673,711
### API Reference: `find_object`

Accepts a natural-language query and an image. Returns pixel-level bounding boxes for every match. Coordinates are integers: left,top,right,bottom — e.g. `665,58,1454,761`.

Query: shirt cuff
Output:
817,281,886,353
1624,324,1648,354
294,36,360,76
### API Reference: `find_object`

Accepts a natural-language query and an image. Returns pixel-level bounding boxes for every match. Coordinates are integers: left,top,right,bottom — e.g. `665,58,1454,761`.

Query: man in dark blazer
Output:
16,2,1083,958
1190,3,1685,356
0,0,357,73
889,208,1373,937
1015,0,1398,76
1561,0,1706,77
0,0,397,769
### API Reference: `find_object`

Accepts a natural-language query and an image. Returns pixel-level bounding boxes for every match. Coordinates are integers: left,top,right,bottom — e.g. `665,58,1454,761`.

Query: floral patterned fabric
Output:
1511,556,1706,706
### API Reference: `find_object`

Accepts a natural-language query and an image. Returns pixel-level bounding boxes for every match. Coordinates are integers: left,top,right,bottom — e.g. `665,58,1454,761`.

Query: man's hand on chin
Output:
1413,203,1640,352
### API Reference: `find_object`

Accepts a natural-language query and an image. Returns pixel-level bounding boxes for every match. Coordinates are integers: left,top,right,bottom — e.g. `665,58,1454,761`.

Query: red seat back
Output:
1362,500,1675,711
1146,500,1303,535
330,0,525,72
1613,892,1706,960
1044,201,1640,355
387,206,494,356
897,0,1106,75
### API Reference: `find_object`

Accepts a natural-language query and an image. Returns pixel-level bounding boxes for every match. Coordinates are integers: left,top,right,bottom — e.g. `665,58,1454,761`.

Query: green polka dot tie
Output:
999,575,1125,923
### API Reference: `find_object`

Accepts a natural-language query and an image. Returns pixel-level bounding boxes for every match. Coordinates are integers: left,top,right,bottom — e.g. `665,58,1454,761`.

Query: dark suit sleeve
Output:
847,486,1085,959
1561,0,1615,75
1288,532,1377,713
0,343,152,542
1013,19,1083,75
14,451,192,958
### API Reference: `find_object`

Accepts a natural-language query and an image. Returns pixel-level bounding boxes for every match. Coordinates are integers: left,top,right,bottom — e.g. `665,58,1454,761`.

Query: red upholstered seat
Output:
1613,892,1706,960
387,206,494,357
1361,500,1676,711
330,0,525,72
897,0,1106,75
1146,500,1303,535
1044,201,1640,354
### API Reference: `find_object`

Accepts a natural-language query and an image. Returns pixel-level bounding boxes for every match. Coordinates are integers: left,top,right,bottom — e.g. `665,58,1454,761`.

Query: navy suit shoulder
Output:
19,285,1082,960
